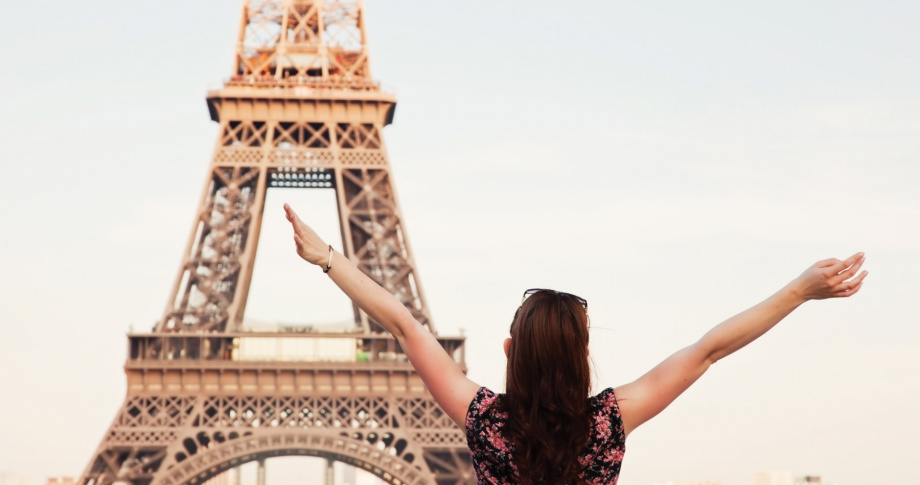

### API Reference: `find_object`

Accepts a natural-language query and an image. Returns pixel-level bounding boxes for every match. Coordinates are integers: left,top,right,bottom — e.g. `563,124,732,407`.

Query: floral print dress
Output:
464,387,626,484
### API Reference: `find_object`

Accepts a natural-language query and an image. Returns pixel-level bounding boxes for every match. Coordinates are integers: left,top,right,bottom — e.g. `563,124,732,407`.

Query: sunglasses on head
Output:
520,288,588,310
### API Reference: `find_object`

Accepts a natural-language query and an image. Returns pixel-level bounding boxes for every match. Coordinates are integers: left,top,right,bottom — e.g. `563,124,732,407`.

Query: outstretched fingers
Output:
283,203,329,265
829,252,866,286
833,279,865,297
832,270,868,297
284,203,301,227
285,204,311,240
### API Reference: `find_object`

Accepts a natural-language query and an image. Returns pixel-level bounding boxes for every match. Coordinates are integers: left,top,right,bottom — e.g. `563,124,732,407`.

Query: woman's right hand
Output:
791,252,868,302
284,203,329,266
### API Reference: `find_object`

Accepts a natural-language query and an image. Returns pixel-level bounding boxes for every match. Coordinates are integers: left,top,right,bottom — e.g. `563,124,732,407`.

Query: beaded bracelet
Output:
323,245,333,273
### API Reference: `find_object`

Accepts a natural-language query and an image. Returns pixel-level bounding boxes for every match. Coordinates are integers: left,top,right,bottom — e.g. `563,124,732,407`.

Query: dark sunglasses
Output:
520,288,588,309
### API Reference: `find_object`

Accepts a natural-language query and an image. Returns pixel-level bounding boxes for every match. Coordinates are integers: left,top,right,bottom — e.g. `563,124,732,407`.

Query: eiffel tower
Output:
79,2,473,484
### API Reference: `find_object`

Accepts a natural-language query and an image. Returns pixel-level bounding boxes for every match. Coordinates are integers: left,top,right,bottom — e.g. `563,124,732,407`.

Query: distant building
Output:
652,481,720,485
353,470,385,485
794,476,836,485
342,465,356,485
0,472,32,485
202,472,230,485
794,477,820,484
755,471,792,485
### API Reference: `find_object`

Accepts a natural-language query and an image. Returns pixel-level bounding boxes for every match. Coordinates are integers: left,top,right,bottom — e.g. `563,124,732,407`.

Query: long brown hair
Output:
502,290,592,484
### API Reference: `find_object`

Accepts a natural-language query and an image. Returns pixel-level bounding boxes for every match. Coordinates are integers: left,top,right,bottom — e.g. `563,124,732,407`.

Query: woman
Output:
283,204,867,484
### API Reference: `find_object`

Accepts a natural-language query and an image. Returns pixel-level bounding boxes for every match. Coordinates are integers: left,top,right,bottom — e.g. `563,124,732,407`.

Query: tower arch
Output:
153,429,431,485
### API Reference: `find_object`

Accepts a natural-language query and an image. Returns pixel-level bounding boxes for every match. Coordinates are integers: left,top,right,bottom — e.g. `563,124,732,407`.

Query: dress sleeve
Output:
581,388,627,482
592,388,626,444
465,387,515,481
604,388,626,444
464,386,496,436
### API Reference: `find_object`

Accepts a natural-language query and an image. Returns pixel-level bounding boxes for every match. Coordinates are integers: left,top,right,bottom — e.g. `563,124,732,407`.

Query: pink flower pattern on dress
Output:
465,387,625,484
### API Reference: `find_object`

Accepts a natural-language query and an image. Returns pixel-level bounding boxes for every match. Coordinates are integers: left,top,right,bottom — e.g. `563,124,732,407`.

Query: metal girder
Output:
79,386,471,485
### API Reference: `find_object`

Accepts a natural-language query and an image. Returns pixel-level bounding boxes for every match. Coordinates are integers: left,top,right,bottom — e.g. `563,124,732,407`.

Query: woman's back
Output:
499,289,596,483
466,387,626,485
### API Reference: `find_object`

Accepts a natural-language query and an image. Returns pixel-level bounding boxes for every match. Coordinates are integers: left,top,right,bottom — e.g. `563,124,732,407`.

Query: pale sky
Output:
1,1,918,484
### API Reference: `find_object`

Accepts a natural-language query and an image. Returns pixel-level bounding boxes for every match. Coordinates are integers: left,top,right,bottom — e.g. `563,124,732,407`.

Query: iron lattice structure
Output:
79,1,474,483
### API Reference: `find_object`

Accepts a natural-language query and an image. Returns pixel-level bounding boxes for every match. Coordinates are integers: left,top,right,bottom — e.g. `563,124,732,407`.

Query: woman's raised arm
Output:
284,204,480,428
615,253,868,437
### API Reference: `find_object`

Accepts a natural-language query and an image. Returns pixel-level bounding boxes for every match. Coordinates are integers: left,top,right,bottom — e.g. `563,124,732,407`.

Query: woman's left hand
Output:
791,252,868,302
284,203,329,266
